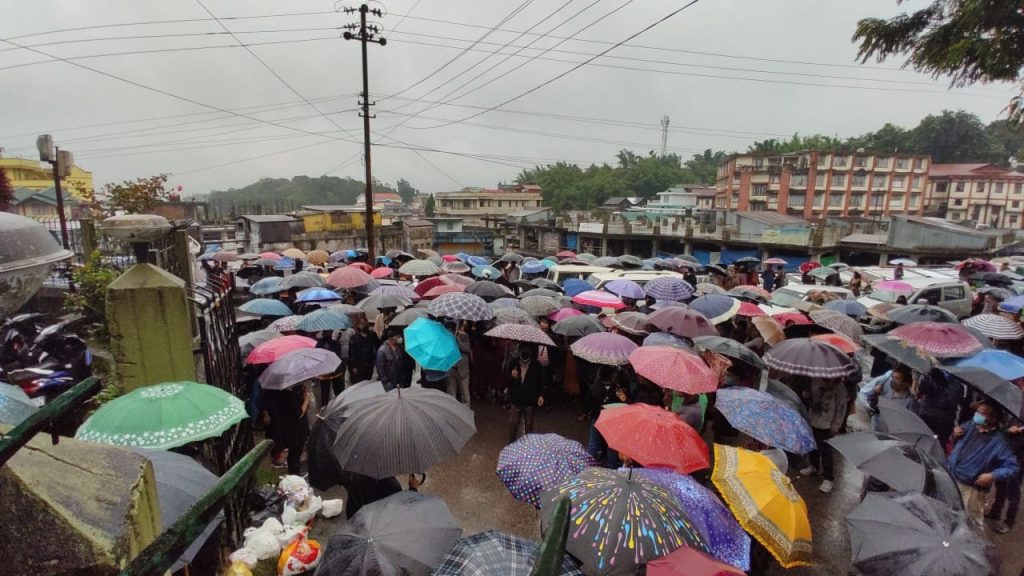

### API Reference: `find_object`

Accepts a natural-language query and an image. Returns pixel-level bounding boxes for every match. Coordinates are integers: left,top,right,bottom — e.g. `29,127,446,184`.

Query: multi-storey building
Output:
0,154,94,198
925,163,1024,229
715,151,930,220
433,184,542,227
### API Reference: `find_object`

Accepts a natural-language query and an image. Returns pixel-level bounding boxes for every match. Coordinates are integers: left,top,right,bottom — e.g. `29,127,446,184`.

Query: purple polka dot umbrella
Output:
496,433,597,508
570,332,638,365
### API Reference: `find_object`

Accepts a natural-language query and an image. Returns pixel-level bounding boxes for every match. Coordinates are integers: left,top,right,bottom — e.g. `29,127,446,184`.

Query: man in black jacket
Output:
507,343,546,443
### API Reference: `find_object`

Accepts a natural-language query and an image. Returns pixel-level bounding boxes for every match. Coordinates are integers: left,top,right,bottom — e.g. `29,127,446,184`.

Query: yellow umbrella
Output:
281,248,306,260
711,444,812,569
306,249,330,265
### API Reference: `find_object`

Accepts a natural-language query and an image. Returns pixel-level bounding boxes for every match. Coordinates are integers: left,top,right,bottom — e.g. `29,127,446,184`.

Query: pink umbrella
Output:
258,251,283,260
772,312,812,326
413,276,446,296
246,335,316,365
572,290,625,310
629,346,718,394
423,284,465,299
890,322,986,358
440,273,474,287
874,280,914,293
570,332,638,365
556,250,577,258
646,307,716,338
442,254,460,262
348,262,373,273
956,258,996,273
548,308,583,322
736,301,766,317
327,266,373,289
371,266,394,279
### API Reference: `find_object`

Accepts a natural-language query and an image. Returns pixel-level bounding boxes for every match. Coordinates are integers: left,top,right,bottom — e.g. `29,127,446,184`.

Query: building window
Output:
954,199,963,206
850,193,865,207
995,182,1005,194
831,174,846,188
895,158,909,169
816,155,829,169
832,155,848,168
892,176,906,189
914,158,926,170
788,194,806,208
790,174,807,187
1011,215,1019,226
812,193,824,208
909,194,920,208
978,182,986,193
828,194,844,208
871,175,888,190
751,183,768,197
769,174,780,185
854,156,869,168
815,173,826,188
852,174,867,188
1015,183,1023,195
876,157,891,169
911,176,923,190
1013,201,1021,209
955,182,965,193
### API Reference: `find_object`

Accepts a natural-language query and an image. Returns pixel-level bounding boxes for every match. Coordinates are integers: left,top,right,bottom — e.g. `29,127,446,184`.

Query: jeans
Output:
989,473,1022,526
508,405,535,443
587,424,621,468
808,427,835,481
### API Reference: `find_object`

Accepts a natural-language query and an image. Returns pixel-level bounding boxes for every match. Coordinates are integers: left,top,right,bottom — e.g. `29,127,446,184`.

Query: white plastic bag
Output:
282,495,323,526
276,524,305,547
243,528,281,560
321,499,345,518
229,548,259,568
277,475,312,507
258,517,285,535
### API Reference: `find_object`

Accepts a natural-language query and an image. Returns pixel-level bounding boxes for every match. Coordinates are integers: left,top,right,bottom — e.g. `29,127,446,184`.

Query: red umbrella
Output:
810,332,861,354
772,312,812,326
442,254,460,262
572,290,625,310
890,322,985,358
556,250,577,258
370,266,394,279
595,403,709,474
798,261,820,273
647,546,745,576
423,283,465,299
413,276,446,296
735,302,766,317
327,266,372,289
246,335,316,364
647,307,717,338
348,262,373,273
629,346,718,394
956,258,996,273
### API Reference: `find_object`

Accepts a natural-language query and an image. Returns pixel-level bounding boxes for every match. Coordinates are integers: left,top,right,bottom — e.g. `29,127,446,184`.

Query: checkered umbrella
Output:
494,307,539,327
644,277,695,302
808,309,865,344
764,337,857,378
399,259,441,277
433,530,583,576
428,293,495,321
497,433,597,508
485,323,556,347
962,313,1024,340
519,295,560,317
570,332,637,365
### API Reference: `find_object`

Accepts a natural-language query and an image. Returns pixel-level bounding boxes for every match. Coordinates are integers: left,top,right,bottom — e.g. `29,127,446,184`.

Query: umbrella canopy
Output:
521,260,547,274
281,272,327,289
328,267,373,289
249,276,286,296
808,309,864,343
561,278,591,297
604,279,645,300
772,312,812,326
442,261,472,275
297,308,353,332
0,382,37,426
470,265,501,279
485,324,556,347
828,262,848,270
466,280,512,300
962,313,1024,340
386,249,416,261
845,492,988,576
827,431,948,494
246,334,317,364
646,547,745,576
957,258,996,272
466,255,491,267
440,273,474,287
399,259,441,277
268,314,303,332
433,530,582,576
570,332,638,365
76,381,246,449
428,293,494,321
518,288,562,300
530,278,564,292
359,294,412,321
647,307,717,338
316,491,462,576
808,267,838,280
764,338,857,378
948,348,1024,380
349,261,374,273
274,257,296,270
728,286,771,304
690,295,742,324
941,365,1023,419
494,307,539,327
211,251,238,263
555,250,576,258
595,403,709,473
571,290,625,310
716,387,815,454
824,299,868,317
810,332,861,354
281,248,305,259
889,258,917,266
863,334,937,374
695,282,727,296
249,257,280,267
763,257,788,265
498,252,524,263
238,328,282,357
999,294,1024,314
540,468,710,576
519,295,561,317
735,301,765,318
644,277,695,302
389,307,430,327
552,315,605,337
547,307,582,322
629,346,718,394
875,399,947,464
971,271,1014,286
643,332,692,350
497,433,597,508
750,316,786,347
259,347,341,390
371,266,395,279
404,318,461,371
605,311,649,336
305,249,330,265
295,286,342,303
239,298,292,316
258,251,283,260
423,284,465,299
890,322,984,358
874,280,915,294
331,387,476,478
711,445,812,569
976,286,1015,300
371,284,421,302
887,304,959,325
693,335,766,370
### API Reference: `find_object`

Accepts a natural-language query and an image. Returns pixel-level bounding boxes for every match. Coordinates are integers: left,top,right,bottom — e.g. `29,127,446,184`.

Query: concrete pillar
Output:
878,252,889,266
683,242,692,255
106,264,195,392
651,238,659,258
600,237,608,257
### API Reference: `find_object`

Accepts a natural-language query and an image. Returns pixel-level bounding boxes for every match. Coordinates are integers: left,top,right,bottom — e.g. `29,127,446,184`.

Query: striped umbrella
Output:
571,290,625,310
399,259,441,277
485,323,556,346
764,338,857,378
239,298,292,316
296,308,353,332
570,332,637,365
962,313,1024,340
248,276,286,296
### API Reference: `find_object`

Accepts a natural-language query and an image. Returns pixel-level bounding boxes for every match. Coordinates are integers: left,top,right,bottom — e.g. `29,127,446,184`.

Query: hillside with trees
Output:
205,176,410,219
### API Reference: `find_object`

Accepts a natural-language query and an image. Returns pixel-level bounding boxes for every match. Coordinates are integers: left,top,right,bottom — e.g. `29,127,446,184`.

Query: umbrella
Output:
547,308,582,322
617,254,644,268
330,387,476,478
570,332,638,365
497,433,597,508
555,250,576,258
371,284,421,302
440,273,474,287
948,348,1024,380
887,305,958,325
764,338,857,378
711,445,812,569
428,293,494,321
316,491,462,576
706,264,728,276
750,316,785,347
274,257,296,270
466,255,490,267
715,387,815,454
540,468,709,576
675,254,700,265
305,249,330,265
386,249,415,261
646,307,717,338
470,265,501,279
442,261,471,275
295,286,342,303
875,399,947,464
962,313,1024,340
604,279,645,300
552,315,605,337
423,284,465,299
249,257,279,267
211,251,238,263
249,276,286,296
0,382,37,426
498,252,524,263
863,334,937,374
808,309,864,344
404,318,461,371
561,278,591,297
519,295,561,317
845,492,990,576
530,278,564,292
76,381,246,449
867,302,900,320
494,307,539,327
246,334,317,364
433,530,582,576
763,258,788,265
297,308,353,332
360,294,411,320
889,258,917,266
971,271,1014,287
735,302,765,318
998,294,1024,314
890,322,984,358
349,261,374,273
941,365,1023,419
628,346,718,394
466,281,511,300
976,286,1015,300
644,277,695,302
810,332,860,354
605,311,649,336
521,260,547,275
595,403,709,473
571,290,625,310
727,286,770,304
772,312,812,326
828,262,849,270
646,547,745,576
268,314,303,331
258,251,283,260
371,266,395,279
281,272,327,289
690,295,742,324
485,324,556,347
518,288,562,300
239,298,292,316
328,266,373,289
808,267,838,280
643,332,692,350
413,277,446,297
695,283,726,296
238,328,281,357
824,299,868,317
281,248,305,259
389,307,430,327
489,297,520,311
801,263,821,275
733,256,760,264
634,469,749,572
827,431,952,494
693,335,765,370
956,258,996,273
574,253,596,263
761,378,808,418
874,280,915,294
399,259,441,277
259,347,341,390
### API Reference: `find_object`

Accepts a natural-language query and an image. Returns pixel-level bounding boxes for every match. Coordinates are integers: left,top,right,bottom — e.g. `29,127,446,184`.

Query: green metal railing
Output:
0,376,101,467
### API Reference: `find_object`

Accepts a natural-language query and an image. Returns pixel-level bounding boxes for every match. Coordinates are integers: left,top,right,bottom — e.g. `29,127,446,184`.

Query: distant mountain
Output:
206,175,397,216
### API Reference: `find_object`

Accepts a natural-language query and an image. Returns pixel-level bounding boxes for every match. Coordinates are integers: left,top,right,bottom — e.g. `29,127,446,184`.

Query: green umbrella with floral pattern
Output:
76,381,246,449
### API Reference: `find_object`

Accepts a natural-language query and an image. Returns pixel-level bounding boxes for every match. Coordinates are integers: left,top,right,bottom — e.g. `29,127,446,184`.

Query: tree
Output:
910,110,997,163
985,120,1024,164
0,167,12,212
684,149,728,184
396,178,418,203
854,1,1024,123
424,194,436,217
105,174,170,214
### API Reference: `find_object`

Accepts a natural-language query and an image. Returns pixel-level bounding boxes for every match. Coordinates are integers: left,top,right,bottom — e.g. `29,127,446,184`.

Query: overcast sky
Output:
0,0,1016,197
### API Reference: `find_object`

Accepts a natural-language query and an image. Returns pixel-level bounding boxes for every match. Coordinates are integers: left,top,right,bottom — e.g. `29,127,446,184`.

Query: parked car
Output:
858,278,973,318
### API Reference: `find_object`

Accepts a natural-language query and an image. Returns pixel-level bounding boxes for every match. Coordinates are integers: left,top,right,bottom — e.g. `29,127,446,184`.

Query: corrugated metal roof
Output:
238,214,296,223
840,233,887,244
403,219,433,227
927,163,1022,178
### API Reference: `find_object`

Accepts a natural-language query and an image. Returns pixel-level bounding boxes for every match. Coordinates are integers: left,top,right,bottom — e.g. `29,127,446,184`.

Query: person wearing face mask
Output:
948,400,1020,527
375,328,407,392
506,343,545,444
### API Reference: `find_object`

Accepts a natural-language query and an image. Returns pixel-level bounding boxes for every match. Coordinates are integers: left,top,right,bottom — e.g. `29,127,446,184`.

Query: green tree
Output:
985,120,1024,164
105,174,170,214
848,123,914,153
0,167,12,212
64,251,118,341
910,110,997,163
854,0,1024,123
684,149,728,184
396,178,418,203
424,194,436,217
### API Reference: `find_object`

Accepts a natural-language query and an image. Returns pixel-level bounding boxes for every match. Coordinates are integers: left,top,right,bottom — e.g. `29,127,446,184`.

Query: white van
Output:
546,264,614,285
587,270,685,290
858,278,973,318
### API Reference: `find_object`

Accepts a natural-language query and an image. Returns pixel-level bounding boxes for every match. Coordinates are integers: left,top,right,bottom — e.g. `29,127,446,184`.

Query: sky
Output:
0,0,1017,197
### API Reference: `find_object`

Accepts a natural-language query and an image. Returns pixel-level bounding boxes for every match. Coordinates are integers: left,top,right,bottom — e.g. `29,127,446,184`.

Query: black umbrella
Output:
761,378,809,419
875,398,946,464
845,492,990,576
971,272,1014,287
315,491,462,576
499,252,524,263
976,286,1015,300
733,256,760,264
940,365,1024,419
886,305,958,325
465,280,512,300
727,286,769,304
706,264,728,276
618,255,644,268
863,334,936,374
552,315,605,337
518,288,562,300
693,335,766,370
530,278,565,292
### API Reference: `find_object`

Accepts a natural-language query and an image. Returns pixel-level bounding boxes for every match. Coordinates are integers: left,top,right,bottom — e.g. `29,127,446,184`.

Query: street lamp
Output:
35,134,73,250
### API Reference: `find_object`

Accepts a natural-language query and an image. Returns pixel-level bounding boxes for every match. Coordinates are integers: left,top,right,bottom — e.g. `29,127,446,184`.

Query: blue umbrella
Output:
824,299,868,317
274,256,296,270
562,278,591,296
239,298,292,316
249,276,286,296
948,349,1024,380
296,308,353,332
541,259,556,270
198,252,216,261
999,295,1024,314
644,276,695,302
455,252,471,262
471,265,501,280
690,295,742,324
404,317,461,371
466,255,490,267
497,433,597,508
604,279,644,300
715,387,816,454
0,382,37,426
295,286,342,303
521,260,547,274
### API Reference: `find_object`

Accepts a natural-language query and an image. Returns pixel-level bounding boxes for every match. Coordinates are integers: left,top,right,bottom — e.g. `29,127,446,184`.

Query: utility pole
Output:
660,115,670,157
35,135,70,250
344,4,385,262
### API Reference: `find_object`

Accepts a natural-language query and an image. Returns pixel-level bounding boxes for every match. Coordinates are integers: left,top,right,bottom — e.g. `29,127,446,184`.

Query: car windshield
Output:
770,289,803,307
868,289,903,303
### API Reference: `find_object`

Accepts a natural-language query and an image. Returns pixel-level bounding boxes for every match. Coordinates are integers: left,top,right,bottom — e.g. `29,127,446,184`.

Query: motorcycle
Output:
4,320,92,406
0,312,48,368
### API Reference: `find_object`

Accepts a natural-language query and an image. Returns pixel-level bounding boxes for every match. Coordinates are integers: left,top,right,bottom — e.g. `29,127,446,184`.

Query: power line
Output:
0,26,341,53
